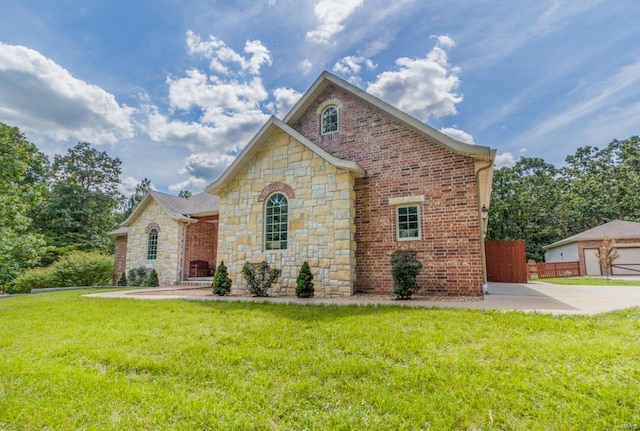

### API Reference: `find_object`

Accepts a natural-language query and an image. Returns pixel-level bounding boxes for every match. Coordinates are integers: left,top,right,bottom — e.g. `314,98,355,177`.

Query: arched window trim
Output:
264,192,289,251
321,105,339,135
147,228,158,260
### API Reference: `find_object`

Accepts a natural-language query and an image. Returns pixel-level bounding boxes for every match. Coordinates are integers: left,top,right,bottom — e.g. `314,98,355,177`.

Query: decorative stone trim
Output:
388,195,425,205
258,182,296,202
315,98,343,115
145,222,161,234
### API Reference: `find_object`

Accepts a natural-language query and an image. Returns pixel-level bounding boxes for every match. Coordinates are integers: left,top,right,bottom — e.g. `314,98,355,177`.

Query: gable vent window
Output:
321,106,338,134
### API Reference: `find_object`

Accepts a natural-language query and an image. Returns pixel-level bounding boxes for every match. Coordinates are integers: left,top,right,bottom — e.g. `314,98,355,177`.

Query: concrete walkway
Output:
85,281,640,315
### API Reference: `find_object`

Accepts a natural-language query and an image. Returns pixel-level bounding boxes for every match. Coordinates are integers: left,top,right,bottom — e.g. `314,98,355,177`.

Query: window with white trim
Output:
321,106,338,134
264,193,288,250
396,205,421,240
147,228,158,260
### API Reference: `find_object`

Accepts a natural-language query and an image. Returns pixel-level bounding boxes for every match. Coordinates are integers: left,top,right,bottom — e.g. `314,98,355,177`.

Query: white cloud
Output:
268,87,303,118
0,43,134,144
440,127,476,145
306,0,364,44
494,152,516,168
333,55,377,84
185,31,272,75
366,36,462,121
300,59,313,74
169,152,238,192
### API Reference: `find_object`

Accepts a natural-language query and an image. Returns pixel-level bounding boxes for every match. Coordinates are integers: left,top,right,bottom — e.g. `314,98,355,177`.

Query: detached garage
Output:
544,220,640,276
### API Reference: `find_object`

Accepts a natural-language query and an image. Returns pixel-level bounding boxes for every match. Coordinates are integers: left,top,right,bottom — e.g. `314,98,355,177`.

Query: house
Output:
206,71,495,297
113,71,496,296
544,220,640,276
112,191,219,286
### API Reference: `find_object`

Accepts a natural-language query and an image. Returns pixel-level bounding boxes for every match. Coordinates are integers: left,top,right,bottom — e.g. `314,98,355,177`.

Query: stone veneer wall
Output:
183,217,219,277
291,84,484,296
216,130,356,297
126,199,184,286
113,235,127,282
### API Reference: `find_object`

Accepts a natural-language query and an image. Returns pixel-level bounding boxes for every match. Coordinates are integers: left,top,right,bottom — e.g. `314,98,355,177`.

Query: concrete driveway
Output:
482,281,640,315
86,281,640,315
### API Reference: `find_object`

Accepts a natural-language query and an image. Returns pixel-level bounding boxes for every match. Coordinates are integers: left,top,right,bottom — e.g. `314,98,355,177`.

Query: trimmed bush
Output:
390,250,423,299
146,269,159,287
241,261,281,297
116,272,128,286
295,261,315,298
212,261,232,296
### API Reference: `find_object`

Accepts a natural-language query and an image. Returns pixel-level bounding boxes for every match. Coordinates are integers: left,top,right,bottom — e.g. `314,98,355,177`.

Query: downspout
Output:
476,157,494,296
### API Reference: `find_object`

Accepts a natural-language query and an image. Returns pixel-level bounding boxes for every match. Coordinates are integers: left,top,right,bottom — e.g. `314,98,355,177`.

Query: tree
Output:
596,237,620,280
35,142,123,254
178,190,193,199
487,157,565,261
119,177,151,221
0,122,49,288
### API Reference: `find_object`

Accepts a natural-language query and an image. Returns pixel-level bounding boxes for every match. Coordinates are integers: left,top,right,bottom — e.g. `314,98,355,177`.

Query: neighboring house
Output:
544,220,640,276
112,191,219,286
205,71,496,297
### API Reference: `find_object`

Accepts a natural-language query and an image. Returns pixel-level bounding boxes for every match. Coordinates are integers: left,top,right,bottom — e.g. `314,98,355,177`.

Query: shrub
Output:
146,269,159,287
49,251,114,288
295,261,315,298
11,267,58,293
390,250,423,299
116,272,128,286
10,251,114,293
212,261,232,296
241,261,281,297
128,267,150,286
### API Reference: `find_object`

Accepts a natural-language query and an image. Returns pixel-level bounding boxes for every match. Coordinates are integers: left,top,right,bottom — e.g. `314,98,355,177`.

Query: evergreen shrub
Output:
295,261,314,298
212,261,232,296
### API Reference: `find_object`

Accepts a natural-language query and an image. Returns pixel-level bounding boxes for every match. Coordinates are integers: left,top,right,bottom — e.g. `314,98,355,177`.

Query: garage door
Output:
584,249,601,276
612,248,640,275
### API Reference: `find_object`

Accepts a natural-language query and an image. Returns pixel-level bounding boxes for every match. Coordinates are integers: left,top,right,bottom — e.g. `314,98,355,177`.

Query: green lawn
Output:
537,276,640,286
1,290,639,430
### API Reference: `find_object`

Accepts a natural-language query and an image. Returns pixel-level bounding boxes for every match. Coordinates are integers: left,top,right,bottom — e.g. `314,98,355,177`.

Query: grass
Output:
1,290,639,430
537,276,640,286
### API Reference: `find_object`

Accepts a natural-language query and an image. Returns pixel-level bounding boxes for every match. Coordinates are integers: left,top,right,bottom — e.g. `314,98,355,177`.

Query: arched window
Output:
264,193,288,250
147,228,158,260
321,106,338,134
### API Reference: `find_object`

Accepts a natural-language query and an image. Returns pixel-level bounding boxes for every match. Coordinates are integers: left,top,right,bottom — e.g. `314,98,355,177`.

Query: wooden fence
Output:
485,240,528,283
536,261,581,279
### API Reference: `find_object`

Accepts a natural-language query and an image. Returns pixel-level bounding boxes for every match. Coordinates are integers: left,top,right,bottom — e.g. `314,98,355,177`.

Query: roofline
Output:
283,71,495,161
206,116,365,195
120,191,193,227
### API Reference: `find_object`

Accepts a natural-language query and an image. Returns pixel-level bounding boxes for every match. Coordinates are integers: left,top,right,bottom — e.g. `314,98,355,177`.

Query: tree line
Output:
0,122,151,289
487,136,640,261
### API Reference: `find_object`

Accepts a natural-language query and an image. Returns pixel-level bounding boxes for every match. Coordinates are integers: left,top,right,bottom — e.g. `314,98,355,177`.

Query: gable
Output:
206,116,364,195
284,71,495,162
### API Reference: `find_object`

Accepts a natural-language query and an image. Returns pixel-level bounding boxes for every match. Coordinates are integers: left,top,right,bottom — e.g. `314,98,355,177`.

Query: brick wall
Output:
183,217,219,277
290,84,484,296
113,235,127,282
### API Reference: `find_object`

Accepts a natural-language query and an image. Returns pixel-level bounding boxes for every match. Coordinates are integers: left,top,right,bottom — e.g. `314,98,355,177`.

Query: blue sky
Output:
1,0,638,194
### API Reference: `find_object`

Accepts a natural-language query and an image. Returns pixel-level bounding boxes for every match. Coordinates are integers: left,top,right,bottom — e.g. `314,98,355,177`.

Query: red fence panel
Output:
536,261,581,279
485,240,528,283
